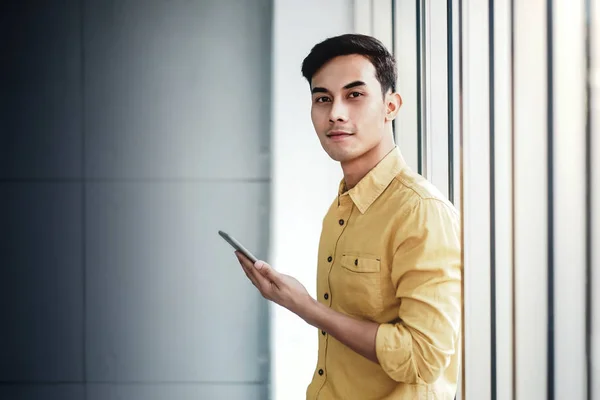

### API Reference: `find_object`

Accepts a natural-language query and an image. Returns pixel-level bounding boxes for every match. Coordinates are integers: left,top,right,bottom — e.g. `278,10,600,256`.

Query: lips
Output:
327,132,353,142
327,131,353,138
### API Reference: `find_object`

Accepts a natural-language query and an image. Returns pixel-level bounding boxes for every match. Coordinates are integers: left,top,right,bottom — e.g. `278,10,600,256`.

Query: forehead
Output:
311,54,379,91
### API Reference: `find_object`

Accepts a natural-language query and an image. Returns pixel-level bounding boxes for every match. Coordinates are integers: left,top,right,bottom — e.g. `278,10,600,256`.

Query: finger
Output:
247,261,279,296
236,256,271,292
235,251,254,270
235,252,259,287
235,252,277,296
241,263,258,286
235,251,251,266
254,261,280,287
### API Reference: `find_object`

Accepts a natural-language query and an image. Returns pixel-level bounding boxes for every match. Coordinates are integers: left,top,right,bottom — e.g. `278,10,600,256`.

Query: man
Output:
235,34,461,399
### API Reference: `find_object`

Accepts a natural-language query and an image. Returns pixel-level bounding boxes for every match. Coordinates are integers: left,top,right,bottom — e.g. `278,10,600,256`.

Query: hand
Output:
234,251,380,365
235,251,314,316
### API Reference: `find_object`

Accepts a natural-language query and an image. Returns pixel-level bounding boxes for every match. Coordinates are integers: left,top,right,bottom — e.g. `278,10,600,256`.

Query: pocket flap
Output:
340,254,381,273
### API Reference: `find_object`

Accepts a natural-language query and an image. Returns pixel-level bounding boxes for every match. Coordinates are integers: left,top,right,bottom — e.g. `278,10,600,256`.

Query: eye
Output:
349,91,363,98
315,96,331,103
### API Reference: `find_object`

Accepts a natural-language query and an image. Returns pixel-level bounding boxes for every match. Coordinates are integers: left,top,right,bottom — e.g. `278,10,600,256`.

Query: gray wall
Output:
0,1,272,399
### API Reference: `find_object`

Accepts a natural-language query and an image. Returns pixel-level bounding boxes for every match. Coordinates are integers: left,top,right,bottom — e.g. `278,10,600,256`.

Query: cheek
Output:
353,102,384,127
310,108,317,127
311,107,328,129
367,103,387,128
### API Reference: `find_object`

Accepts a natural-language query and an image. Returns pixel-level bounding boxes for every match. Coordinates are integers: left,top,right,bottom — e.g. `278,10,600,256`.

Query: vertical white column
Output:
513,0,549,398
460,0,492,398
552,0,588,398
372,0,394,52
354,0,373,35
393,0,420,172
425,1,450,198
492,0,514,398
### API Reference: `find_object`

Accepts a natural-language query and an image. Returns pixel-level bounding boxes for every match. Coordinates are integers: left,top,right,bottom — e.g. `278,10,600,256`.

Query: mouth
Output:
327,131,353,141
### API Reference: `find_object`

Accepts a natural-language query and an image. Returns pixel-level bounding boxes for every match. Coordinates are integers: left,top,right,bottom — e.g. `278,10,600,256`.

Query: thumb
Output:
254,260,279,282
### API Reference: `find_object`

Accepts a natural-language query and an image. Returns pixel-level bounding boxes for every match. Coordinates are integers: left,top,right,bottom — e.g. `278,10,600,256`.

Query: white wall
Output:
270,1,353,399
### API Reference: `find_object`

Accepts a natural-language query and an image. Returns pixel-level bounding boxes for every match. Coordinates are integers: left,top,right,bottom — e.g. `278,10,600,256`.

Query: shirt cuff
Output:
375,323,420,383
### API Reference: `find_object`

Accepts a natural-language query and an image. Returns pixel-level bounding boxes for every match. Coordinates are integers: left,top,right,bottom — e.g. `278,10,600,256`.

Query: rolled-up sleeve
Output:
375,197,462,384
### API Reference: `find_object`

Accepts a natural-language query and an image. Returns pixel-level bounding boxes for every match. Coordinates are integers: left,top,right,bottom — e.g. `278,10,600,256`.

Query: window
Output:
363,0,597,398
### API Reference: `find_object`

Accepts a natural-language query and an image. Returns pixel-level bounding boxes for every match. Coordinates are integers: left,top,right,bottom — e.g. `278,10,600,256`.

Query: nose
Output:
328,98,349,123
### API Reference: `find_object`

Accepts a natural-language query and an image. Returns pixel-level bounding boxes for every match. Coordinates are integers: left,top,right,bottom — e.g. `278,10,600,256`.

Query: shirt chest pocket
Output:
333,254,384,318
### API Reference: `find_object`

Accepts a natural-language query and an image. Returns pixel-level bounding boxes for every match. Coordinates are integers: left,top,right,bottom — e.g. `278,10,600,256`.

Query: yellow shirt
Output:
306,147,462,400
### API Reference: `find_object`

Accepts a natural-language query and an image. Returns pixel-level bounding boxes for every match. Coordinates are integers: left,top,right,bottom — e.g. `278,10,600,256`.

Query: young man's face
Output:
310,54,393,163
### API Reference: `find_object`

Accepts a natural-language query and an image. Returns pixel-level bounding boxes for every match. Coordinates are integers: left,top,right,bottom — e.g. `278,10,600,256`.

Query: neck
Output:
341,134,395,191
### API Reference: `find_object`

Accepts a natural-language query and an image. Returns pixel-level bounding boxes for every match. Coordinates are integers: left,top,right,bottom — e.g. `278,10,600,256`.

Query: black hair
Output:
301,33,397,94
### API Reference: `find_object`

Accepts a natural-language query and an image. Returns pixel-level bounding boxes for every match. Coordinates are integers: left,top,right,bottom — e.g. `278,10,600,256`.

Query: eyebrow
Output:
311,80,367,94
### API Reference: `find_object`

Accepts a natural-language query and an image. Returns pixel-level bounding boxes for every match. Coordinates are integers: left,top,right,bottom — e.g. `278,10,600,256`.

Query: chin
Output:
326,147,360,163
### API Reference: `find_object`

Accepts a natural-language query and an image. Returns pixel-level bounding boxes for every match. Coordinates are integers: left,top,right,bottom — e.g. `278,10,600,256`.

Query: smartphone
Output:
218,230,259,263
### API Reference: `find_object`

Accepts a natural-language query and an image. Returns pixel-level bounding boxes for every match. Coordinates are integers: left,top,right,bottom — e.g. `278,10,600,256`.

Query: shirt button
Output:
327,256,332,262
324,293,329,300
318,369,324,376
338,219,344,226
321,330,326,336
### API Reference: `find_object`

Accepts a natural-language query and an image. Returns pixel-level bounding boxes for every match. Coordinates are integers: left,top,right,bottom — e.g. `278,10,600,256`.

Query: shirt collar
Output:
337,146,407,214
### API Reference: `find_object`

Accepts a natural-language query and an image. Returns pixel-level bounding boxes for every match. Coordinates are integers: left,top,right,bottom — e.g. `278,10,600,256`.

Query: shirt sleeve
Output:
375,197,462,384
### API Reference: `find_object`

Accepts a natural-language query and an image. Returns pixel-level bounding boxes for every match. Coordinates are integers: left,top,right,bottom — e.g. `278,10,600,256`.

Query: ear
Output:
384,92,403,122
